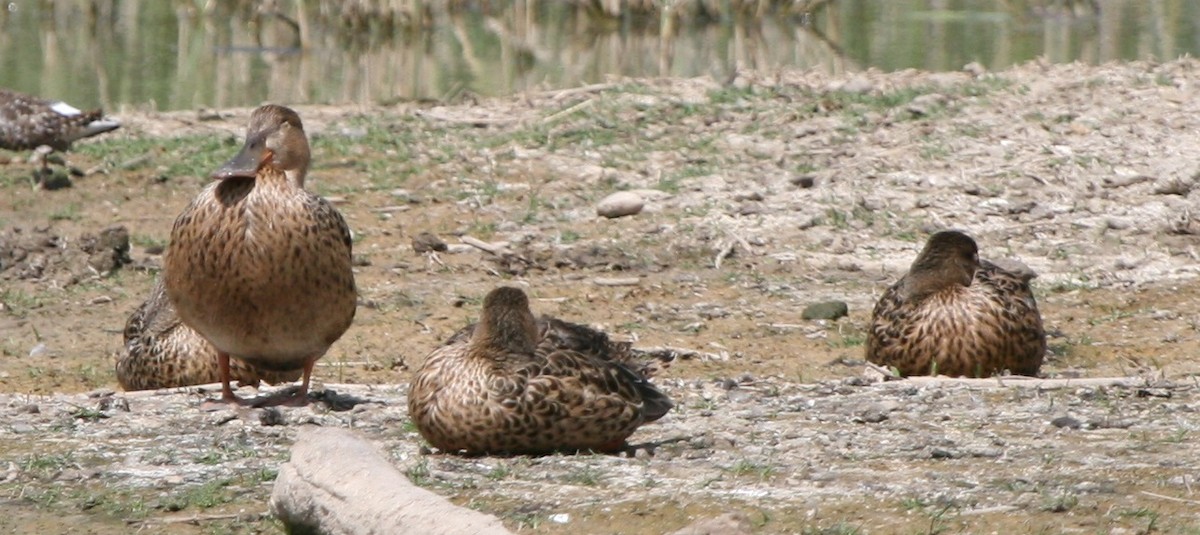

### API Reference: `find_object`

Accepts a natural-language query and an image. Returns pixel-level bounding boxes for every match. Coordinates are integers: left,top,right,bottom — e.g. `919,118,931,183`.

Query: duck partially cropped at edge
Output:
117,279,302,391
0,88,119,151
409,286,674,455
865,230,1046,378
163,104,356,407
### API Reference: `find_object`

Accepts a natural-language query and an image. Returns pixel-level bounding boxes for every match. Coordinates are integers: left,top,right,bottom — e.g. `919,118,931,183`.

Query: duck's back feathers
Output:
443,315,674,380
866,234,1046,378
117,280,301,391
0,89,119,151
410,288,673,455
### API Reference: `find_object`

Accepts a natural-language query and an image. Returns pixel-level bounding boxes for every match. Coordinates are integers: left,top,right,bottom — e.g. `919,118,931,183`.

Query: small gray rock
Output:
596,191,644,219
790,175,816,188
839,77,874,94
802,301,849,320
1051,416,1082,429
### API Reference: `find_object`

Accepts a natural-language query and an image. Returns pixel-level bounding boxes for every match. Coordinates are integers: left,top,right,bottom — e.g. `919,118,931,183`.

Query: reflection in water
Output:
0,0,1197,111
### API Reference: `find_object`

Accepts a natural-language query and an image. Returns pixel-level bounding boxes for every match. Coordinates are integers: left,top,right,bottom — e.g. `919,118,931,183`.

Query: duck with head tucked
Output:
164,104,356,407
117,279,302,391
0,88,119,151
409,286,673,455
865,230,1046,378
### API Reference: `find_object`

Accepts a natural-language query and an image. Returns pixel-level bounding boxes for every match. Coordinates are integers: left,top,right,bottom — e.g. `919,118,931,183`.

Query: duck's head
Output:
473,286,539,356
901,230,980,301
213,104,310,186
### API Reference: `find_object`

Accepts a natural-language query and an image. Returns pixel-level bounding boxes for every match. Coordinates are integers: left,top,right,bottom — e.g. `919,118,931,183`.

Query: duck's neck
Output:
285,166,308,188
900,257,975,302
470,308,539,357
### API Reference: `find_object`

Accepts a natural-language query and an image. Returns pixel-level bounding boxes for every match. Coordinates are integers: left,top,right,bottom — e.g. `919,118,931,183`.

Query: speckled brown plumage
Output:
163,104,356,406
117,279,301,391
409,286,673,455
865,230,1046,377
0,89,119,151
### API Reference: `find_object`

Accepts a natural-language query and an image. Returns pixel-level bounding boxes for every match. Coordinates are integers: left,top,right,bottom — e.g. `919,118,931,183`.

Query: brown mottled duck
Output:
117,279,301,391
865,230,1046,378
0,88,119,151
409,286,673,455
163,104,356,407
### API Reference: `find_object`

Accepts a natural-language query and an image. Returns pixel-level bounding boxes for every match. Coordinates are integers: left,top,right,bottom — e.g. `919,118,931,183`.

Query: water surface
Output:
0,0,1196,111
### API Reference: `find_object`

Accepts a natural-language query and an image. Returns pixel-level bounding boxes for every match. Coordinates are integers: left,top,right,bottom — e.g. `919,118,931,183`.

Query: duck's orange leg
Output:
199,351,249,410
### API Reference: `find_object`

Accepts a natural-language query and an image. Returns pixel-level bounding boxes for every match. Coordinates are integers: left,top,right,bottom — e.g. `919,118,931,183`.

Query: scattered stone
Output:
98,396,130,413
801,301,848,320
81,225,132,275
838,77,874,94
857,401,900,423
412,232,448,253
789,174,816,188
962,62,987,76
259,407,286,426
1050,415,1082,429
1153,177,1193,195
548,513,570,524
906,93,948,116
596,191,644,218
1105,217,1131,230
930,448,957,459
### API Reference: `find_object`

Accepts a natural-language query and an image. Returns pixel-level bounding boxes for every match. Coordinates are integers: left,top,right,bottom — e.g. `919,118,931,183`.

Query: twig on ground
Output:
593,277,640,286
871,375,1171,390
541,82,619,100
542,99,595,125
128,511,269,526
460,236,512,256
1139,490,1200,505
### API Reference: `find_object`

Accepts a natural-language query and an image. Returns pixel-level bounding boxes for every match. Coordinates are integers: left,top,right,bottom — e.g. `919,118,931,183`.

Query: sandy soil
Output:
2,59,1200,533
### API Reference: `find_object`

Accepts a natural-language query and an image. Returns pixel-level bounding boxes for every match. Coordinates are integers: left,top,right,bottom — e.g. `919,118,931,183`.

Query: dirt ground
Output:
2,59,1200,534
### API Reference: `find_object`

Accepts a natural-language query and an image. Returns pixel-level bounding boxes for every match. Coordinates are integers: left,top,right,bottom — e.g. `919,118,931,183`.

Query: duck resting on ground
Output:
117,279,302,391
0,88,119,152
865,230,1046,378
163,104,356,407
409,286,674,455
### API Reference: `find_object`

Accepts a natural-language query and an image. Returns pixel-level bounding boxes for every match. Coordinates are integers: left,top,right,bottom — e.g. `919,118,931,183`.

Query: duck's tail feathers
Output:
70,115,120,142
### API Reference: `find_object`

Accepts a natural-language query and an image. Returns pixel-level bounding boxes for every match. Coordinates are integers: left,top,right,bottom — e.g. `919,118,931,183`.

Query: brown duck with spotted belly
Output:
865,230,1046,378
163,104,356,407
409,286,673,455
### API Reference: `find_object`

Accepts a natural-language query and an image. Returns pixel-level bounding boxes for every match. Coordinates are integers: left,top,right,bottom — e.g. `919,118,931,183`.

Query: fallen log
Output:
270,427,513,535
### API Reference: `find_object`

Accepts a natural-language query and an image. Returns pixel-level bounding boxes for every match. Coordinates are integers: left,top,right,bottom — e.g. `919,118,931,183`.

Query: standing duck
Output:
409,286,674,455
117,279,301,391
0,88,119,151
164,104,356,407
865,230,1046,377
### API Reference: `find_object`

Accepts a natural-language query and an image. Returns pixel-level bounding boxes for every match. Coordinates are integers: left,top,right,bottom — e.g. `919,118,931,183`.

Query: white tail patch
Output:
50,101,82,116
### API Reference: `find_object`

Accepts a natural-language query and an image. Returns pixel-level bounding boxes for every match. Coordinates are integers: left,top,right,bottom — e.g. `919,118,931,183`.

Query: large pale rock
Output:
596,191,645,218
270,427,512,535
